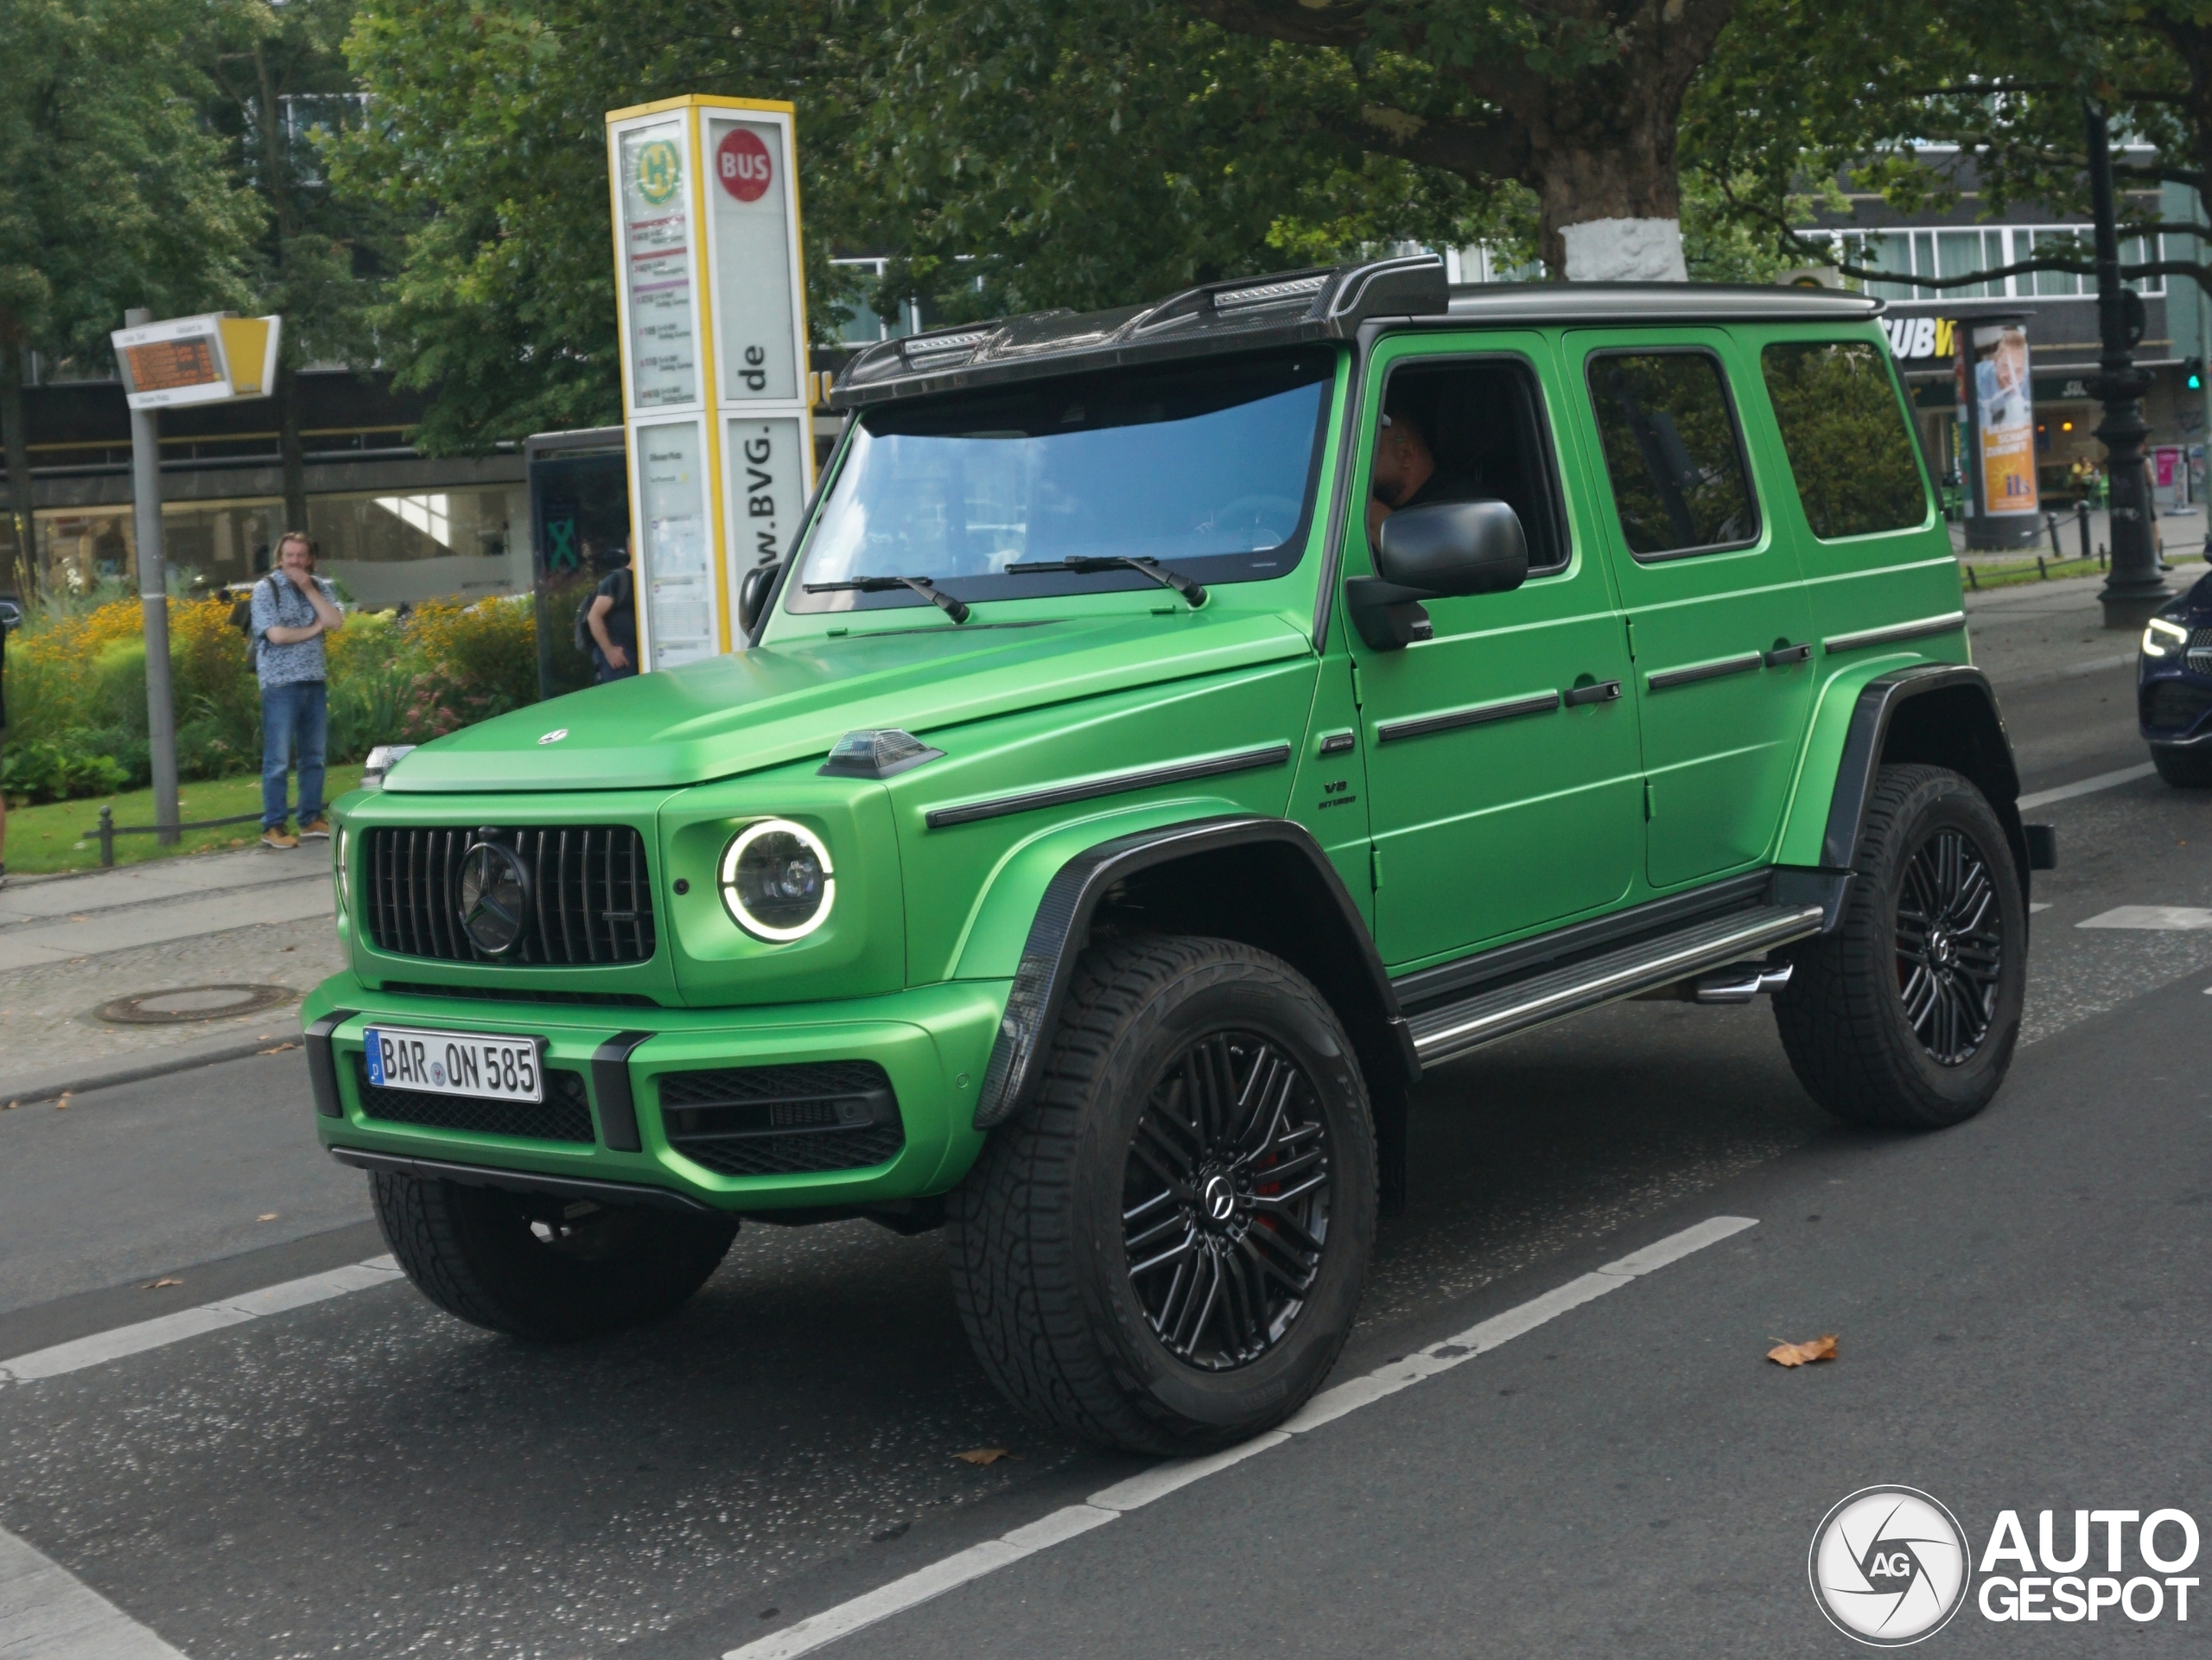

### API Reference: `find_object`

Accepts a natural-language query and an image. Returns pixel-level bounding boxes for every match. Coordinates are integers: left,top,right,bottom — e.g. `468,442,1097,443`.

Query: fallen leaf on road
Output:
955,1448,1010,1466
257,1043,296,1055
2,1101,15,1111
1767,1335,1839,1367
257,1213,279,1222
54,1093,70,1110
143,1278,183,1290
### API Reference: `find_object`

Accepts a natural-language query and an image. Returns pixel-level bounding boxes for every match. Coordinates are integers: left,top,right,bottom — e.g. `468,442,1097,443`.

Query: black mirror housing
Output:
1375,499,1529,595
738,561,781,635
1346,499,1529,651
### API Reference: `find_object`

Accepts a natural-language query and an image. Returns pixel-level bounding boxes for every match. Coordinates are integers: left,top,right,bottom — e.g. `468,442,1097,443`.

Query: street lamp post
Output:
2086,100,2169,628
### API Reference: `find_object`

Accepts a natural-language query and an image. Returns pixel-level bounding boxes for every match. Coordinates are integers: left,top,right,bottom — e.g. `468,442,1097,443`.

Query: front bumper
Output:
302,973,1008,1213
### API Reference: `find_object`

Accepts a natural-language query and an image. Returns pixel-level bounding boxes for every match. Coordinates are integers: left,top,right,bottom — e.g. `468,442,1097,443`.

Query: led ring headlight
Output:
719,819,836,942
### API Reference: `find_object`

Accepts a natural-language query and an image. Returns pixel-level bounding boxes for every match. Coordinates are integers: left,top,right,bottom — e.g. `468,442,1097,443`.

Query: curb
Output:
0,1034,302,1107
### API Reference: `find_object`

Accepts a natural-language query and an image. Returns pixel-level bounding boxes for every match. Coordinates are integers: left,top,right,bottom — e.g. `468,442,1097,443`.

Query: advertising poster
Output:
1971,323,2037,518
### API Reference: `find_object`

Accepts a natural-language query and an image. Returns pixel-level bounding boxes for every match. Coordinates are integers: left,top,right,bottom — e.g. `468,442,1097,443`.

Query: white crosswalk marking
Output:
0,1524,188,1659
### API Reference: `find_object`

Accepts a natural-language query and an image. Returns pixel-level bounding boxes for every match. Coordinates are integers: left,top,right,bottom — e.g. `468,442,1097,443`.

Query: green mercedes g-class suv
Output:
308,256,2052,1455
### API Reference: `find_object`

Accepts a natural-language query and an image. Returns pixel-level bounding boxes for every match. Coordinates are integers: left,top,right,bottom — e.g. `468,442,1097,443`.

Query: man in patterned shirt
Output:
250,532,346,849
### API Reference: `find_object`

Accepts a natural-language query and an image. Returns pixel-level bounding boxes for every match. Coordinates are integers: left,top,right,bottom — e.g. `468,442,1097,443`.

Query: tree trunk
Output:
1184,0,1736,281
0,320,34,603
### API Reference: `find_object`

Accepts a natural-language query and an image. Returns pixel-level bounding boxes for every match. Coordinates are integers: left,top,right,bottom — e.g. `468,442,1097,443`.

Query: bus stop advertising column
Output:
1955,315,2042,550
604,95,814,669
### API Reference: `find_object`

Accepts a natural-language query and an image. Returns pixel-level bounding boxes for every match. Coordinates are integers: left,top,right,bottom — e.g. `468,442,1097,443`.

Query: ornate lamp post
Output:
2087,99,2169,628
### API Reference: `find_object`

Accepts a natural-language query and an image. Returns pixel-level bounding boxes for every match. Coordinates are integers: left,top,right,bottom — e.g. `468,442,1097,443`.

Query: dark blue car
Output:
2140,573,2212,785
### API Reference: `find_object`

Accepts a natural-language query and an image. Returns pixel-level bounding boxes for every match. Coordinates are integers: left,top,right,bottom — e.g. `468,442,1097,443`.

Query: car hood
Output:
385,609,1314,793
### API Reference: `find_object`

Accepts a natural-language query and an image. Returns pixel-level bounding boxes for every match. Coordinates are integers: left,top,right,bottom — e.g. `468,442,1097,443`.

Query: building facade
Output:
3,369,528,607
1805,156,2211,523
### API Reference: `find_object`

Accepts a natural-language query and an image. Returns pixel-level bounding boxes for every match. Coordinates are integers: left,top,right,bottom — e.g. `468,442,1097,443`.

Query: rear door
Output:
1566,330,1815,890
1348,334,1643,969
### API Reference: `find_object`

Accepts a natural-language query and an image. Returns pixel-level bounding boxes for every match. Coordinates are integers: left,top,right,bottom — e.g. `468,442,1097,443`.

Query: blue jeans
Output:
261,679,328,830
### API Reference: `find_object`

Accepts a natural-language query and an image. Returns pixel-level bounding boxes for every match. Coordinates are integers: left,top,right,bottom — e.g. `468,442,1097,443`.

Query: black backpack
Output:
231,575,276,664
573,569,630,657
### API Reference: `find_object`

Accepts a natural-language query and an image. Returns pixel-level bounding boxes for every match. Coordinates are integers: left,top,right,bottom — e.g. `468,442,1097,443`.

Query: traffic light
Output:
2188,357,2205,392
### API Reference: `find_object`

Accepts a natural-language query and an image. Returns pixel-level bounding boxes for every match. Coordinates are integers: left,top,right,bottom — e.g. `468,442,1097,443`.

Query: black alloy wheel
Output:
1774,763,2027,1130
1894,825,2004,1065
1122,1030,1332,1371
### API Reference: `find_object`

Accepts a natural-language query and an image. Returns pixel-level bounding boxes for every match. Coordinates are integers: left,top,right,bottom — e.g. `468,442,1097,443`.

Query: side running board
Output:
1407,903,1827,1066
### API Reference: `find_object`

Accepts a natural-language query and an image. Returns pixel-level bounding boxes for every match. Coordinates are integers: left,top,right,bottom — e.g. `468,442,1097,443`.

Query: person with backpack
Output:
249,531,344,849
580,537,638,683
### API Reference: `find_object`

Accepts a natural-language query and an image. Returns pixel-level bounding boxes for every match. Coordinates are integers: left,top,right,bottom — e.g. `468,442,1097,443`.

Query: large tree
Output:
0,0,260,599
337,0,883,454
204,0,385,532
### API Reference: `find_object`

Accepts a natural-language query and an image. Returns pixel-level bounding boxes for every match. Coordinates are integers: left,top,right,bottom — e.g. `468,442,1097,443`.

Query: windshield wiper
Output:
804,576,971,624
1004,556,1207,607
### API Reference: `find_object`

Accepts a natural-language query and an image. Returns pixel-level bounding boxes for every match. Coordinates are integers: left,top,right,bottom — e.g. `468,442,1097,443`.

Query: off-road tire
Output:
947,936,1376,1456
371,1171,737,1342
1775,764,2026,1129
2152,745,2212,788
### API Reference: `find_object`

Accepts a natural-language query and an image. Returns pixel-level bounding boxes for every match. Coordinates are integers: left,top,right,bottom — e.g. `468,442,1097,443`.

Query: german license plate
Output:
363,1025,542,1103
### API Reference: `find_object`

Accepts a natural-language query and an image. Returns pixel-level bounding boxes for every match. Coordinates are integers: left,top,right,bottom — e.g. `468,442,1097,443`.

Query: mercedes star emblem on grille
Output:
457,840,531,956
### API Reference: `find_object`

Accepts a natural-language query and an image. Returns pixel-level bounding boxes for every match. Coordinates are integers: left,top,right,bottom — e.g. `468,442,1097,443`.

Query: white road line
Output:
2017,763,2157,810
723,1214,1758,1660
0,1523,188,1659
0,1258,401,1386
2077,905,2212,932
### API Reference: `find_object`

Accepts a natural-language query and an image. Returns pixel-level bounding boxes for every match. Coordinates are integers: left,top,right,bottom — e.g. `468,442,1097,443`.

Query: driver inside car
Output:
1365,400,1488,543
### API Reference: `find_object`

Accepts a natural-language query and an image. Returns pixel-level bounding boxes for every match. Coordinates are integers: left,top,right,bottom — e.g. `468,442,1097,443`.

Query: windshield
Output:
786,349,1335,614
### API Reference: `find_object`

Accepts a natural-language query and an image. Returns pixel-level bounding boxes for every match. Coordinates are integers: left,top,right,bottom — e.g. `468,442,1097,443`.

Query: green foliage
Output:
855,1,1532,323
334,0,876,453
0,736,129,803
0,0,262,356
2,592,549,799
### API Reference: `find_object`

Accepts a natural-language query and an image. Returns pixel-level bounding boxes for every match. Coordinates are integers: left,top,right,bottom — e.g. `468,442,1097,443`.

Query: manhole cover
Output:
94,984,297,1026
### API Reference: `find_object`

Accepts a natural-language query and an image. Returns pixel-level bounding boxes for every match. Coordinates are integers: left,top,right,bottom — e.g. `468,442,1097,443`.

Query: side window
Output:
1760,340,1929,539
1376,357,1570,571
1586,351,1759,558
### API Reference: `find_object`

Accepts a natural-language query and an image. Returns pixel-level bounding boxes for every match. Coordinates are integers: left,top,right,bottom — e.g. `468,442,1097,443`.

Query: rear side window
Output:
1759,340,1929,539
1586,352,1759,558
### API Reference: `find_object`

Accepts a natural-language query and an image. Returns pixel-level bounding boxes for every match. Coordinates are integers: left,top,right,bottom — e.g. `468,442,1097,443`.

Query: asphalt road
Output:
3,581,2208,1660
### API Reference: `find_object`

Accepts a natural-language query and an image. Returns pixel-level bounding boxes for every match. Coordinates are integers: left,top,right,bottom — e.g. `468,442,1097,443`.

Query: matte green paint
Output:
311,314,1986,1215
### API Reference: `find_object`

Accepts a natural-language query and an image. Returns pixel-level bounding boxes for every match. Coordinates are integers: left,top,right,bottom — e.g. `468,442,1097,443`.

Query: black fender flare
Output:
971,814,1416,1132
1821,665,2037,900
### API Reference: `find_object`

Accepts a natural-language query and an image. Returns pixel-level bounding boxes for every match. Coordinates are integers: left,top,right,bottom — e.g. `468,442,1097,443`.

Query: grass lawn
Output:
1960,550,2204,593
3,764,365,877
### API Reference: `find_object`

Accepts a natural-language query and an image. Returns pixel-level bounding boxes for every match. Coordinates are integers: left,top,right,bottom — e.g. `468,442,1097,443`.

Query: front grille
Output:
658,1061,906,1177
2145,679,2212,732
2189,628,2212,675
363,826,656,966
353,1054,596,1142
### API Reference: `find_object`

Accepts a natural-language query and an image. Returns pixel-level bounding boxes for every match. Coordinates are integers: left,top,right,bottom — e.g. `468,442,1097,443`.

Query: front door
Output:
1567,331,1816,890
1348,337,1644,969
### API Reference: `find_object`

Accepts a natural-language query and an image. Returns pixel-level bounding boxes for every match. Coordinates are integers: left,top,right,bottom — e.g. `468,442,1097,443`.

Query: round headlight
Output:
719,819,836,941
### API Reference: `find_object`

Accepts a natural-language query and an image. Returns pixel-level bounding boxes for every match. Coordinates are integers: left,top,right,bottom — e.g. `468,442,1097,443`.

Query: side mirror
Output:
738,561,781,635
1347,499,1529,650
1376,499,1529,595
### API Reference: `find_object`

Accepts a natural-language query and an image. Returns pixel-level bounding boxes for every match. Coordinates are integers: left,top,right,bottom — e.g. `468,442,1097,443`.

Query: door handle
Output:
1562,679,1623,707
1763,642,1812,667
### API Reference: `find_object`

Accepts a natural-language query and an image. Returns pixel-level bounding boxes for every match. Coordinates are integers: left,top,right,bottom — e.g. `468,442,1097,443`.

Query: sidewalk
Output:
1949,503,2206,563
0,843,344,1103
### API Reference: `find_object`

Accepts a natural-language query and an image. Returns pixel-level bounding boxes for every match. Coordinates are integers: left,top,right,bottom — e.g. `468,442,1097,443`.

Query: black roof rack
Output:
828,258,1884,410
830,254,1449,409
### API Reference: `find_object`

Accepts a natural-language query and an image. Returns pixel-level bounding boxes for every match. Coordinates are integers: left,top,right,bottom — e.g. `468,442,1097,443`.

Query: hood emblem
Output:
539,728,569,745
457,841,531,957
